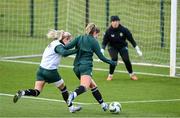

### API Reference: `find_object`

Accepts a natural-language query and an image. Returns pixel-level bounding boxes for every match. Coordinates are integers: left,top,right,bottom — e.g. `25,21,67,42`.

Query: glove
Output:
135,46,142,56
101,49,105,55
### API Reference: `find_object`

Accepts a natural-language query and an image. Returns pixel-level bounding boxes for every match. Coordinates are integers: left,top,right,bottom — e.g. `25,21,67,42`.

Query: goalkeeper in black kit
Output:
101,16,142,81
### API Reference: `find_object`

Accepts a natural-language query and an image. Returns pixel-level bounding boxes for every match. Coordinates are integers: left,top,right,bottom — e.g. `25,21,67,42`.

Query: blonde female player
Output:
13,30,81,113
64,23,117,111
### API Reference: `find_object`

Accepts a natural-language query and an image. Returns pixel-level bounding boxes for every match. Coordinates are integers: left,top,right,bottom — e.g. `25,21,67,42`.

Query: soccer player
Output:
63,23,117,111
13,29,81,113
101,15,142,81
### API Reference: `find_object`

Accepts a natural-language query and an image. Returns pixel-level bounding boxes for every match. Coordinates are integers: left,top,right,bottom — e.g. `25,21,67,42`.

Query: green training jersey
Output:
64,34,113,67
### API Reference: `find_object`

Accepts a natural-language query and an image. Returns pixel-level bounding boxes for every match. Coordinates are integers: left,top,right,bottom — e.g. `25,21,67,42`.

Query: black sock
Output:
91,87,104,104
60,86,72,107
24,89,40,97
75,85,86,96
60,86,69,102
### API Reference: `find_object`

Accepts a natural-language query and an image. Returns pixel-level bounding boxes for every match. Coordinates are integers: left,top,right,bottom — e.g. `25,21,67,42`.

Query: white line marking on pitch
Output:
1,59,178,78
1,93,180,105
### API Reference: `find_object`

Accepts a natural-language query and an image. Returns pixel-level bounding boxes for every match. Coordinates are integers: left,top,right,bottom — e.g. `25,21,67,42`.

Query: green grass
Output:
0,59,180,117
16,56,170,75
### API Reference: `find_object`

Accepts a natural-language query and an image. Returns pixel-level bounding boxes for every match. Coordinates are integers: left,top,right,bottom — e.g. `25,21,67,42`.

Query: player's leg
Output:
13,80,44,103
90,79,108,111
13,68,46,103
119,47,138,80
67,65,92,107
107,47,118,80
54,79,81,113
67,75,89,107
54,79,69,103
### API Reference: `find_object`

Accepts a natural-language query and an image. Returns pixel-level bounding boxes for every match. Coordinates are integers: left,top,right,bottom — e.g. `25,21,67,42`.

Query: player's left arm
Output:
55,44,77,57
92,39,116,66
64,36,79,49
126,28,142,56
125,28,137,48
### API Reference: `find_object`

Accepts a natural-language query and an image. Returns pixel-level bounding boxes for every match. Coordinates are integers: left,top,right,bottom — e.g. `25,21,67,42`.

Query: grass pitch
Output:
0,58,180,117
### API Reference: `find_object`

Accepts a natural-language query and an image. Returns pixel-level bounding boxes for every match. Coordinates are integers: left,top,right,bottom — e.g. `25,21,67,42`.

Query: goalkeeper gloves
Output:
135,46,142,56
101,49,105,55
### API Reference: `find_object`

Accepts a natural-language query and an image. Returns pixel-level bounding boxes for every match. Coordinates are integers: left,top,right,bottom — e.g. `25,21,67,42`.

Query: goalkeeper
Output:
13,30,81,113
101,16,142,81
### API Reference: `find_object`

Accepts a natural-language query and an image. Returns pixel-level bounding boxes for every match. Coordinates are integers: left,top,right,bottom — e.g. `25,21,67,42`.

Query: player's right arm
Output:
102,30,109,50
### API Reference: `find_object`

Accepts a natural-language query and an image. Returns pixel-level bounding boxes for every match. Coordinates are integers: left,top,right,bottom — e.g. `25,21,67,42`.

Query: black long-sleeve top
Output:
102,24,137,50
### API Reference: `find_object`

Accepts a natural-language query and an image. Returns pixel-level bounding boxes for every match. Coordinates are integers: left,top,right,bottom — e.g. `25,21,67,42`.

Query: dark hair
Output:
111,16,120,22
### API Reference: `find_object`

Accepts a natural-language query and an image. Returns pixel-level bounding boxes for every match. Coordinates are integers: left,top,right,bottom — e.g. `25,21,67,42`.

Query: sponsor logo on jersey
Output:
111,34,115,37
120,32,123,37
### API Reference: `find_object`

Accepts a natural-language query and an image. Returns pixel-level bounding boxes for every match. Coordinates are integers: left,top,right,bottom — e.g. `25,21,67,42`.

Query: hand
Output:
135,46,142,56
101,49,105,55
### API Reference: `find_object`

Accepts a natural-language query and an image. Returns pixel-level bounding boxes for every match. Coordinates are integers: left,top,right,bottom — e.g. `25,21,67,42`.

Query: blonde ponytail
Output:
46,29,71,41
46,29,64,40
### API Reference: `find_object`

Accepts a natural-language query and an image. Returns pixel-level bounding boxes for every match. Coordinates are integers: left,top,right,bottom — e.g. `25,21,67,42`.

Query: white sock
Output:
108,74,113,77
69,105,73,109
73,92,77,98
129,72,134,77
21,91,25,96
101,102,106,107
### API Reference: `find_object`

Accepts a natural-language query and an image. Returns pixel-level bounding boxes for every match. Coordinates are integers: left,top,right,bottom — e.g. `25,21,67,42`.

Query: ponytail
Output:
46,29,64,40
85,23,100,35
46,29,71,41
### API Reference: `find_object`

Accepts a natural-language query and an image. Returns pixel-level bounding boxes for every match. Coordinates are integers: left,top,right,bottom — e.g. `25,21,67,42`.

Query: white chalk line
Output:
1,59,179,78
0,93,180,105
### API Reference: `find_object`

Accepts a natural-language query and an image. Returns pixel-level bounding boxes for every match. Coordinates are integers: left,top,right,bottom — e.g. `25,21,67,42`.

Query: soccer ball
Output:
109,102,122,114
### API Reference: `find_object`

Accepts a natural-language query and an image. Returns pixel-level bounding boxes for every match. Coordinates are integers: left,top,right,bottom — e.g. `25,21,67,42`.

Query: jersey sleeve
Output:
102,30,109,49
125,28,137,48
93,39,112,64
55,44,77,57
64,36,79,49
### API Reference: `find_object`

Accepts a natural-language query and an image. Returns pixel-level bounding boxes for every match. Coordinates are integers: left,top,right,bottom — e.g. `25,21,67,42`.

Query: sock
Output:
23,89,40,97
101,102,106,108
129,72,134,77
108,74,113,77
74,85,86,96
91,87,104,104
60,86,69,102
60,86,72,107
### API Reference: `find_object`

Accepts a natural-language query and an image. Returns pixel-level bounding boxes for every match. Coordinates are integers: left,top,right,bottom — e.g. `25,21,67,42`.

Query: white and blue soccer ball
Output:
109,102,122,114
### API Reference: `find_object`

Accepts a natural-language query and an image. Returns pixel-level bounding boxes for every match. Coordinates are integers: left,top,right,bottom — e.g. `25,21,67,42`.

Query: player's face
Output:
63,37,72,45
111,21,120,28
93,32,99,39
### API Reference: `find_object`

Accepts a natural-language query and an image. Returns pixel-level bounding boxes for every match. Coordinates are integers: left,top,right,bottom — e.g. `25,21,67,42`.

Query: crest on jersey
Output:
120,32,123,37
111,34,115,37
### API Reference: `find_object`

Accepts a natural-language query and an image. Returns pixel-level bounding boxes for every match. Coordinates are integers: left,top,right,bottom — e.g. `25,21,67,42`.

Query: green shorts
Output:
36,67,61,83
73,64,93,79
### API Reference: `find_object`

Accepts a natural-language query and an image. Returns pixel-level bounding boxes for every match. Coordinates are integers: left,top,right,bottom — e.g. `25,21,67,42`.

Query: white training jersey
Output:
40,40,63,70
